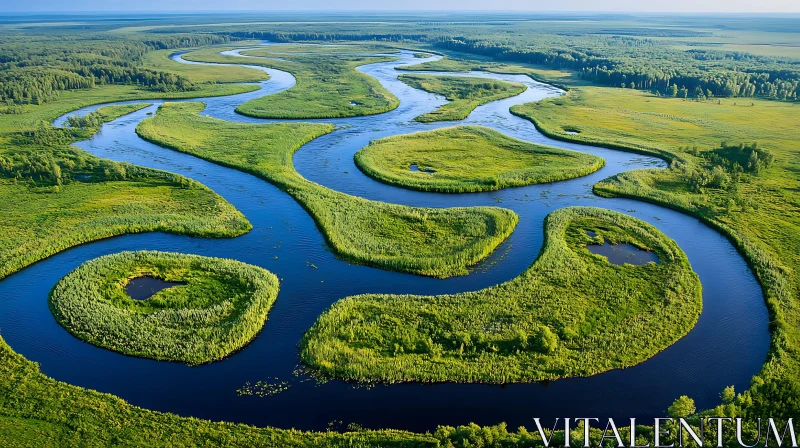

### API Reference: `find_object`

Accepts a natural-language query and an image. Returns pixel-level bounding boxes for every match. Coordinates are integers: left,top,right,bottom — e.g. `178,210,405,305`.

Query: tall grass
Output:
140,48,269,84
355,126,604,193
398,74,525,122
0,102,251,281
301,207,702,383
511,82,800,417
136,102,518,278
49,251,279,365
182,46,400,119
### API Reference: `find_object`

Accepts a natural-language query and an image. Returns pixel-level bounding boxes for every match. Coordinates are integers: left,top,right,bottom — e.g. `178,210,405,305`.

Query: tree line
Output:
210,26,800,101
0,33,233,105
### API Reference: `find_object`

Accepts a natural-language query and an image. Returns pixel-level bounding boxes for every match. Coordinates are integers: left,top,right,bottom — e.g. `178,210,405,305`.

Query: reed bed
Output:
136,102,518,278
301,207,702,383
49,251,279,365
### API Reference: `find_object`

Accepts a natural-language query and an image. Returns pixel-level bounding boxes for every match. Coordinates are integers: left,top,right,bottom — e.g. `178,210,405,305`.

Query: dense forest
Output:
0,33,233,106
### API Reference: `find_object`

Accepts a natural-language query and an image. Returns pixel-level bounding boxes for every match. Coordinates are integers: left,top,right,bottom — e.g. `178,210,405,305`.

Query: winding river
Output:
0,44,769,432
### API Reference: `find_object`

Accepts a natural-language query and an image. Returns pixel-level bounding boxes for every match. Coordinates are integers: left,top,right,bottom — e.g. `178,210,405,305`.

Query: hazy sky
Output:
3,0,798,13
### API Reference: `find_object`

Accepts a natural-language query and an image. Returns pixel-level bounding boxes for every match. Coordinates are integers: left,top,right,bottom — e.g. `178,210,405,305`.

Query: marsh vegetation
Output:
182,45,401,119
398,74,526,122
0,102,251,281
511,79,800,417
137,102,518,278
49,251,279,365
355,126,604,192
301,207,701,383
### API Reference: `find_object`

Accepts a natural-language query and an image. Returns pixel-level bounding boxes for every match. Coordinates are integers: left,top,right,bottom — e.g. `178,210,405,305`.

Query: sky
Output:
2,0,798,13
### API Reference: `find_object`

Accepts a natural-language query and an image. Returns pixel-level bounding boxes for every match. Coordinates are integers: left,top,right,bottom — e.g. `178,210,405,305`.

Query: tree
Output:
721,386,736,404
709,166,731,189
533,326,559,354
667,396,696,418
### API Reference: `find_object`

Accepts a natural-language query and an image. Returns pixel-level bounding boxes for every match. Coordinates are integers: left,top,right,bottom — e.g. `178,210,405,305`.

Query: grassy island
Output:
398,74,526,122
49,251,279,365
182,45,400,119
354,126,604,193
301,207,702,383
136,102,518,278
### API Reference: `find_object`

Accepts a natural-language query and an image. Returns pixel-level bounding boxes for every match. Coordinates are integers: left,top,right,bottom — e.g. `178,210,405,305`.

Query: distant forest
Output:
229,28,799,101
0,34,231,106
1,15,799,106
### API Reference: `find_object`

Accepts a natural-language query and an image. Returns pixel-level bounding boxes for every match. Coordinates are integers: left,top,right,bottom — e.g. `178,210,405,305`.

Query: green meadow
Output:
398,74,526,122
136,102,518,278
0,101,251,281
511,79,800,417
140,48,269,84
49,251,279,365
301,207,701,383
355,126,604,192
182,45,400,119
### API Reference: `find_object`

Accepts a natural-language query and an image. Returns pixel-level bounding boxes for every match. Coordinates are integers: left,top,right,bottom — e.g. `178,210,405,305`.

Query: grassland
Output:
0,336,438,446
49,251,279,365
398,74,526,122
354,126,604,192
511,81,800,417
181,45,400,119
0,101,252,280
139,48,269,84
136,102,518,278
301,207,701,383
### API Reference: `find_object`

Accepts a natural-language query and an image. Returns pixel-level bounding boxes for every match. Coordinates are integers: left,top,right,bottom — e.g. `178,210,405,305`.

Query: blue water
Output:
0,44,769,432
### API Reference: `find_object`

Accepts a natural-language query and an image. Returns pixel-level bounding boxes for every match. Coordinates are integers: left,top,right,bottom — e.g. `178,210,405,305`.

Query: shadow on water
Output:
0,43,770,432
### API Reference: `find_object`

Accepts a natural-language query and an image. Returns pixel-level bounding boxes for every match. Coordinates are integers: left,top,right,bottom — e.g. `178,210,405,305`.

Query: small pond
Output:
409,163,435,173
587,243,660,266
125,276,185,301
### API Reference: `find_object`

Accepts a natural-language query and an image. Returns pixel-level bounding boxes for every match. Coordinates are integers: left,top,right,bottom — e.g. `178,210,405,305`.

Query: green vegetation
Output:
49,251,279,365
397,74,526,122
136,102,518,278
301,207,701,383
355,126,604,193
1,14,799,443
512,82,800,418
0,337,439,446
139,48,268,84
0,102,251,280
207,16,800,100
181,45,400,119
0,31,237,105
65,103,151,129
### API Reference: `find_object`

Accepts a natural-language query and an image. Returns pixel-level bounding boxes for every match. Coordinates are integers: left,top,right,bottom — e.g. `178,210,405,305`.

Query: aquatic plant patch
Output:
355,126,604,192
49,251,279,365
